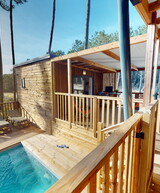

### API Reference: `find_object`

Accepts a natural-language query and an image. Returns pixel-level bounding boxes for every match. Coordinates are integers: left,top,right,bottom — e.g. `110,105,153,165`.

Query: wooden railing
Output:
54,93,143,136
55,93,69,121
0,101,19,119
0,101,37,125
71,94,95,131
46,100,158,193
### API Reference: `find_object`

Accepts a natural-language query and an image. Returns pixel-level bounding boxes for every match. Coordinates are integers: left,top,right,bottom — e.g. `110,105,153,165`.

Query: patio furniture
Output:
7,109,29,128
0,115,11,135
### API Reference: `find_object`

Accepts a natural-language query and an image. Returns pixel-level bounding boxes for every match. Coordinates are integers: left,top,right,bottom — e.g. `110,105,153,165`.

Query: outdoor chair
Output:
7,109,29,128
0,115,11,135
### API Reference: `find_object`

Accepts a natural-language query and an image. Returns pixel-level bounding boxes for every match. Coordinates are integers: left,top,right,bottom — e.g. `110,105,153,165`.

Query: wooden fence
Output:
46,100,158,193
55,93,143,135
0,101,37,125
0,101,19,119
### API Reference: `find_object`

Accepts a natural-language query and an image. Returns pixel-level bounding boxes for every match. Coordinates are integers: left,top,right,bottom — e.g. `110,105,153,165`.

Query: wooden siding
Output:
15,60,52,131
55,63,103,95
103,72,116,91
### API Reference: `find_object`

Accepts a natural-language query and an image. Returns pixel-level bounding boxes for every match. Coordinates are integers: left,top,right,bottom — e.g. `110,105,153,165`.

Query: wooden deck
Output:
0,120,97,179
22,131,96,178
0,124,43,151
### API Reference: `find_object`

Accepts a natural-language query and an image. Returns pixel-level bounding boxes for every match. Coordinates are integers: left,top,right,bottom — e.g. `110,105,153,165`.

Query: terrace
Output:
1,0,160,192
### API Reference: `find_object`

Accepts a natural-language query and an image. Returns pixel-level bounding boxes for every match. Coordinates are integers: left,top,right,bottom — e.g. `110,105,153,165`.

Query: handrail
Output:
46,101,158,193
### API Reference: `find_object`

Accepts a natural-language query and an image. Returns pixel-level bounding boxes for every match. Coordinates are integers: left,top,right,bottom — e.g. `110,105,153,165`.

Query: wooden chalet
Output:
1,0,160,192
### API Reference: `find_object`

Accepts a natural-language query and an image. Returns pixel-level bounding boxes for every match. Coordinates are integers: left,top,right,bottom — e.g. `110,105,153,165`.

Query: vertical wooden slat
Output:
93,97,98,137
118,100,122,123
76,96,78,125
72,96,75,123
131,122,141,193
86,98,89,129
82,97,85,127
79,97,82,126
128,130,134,193
118,142,125,193
102,161,110,193
88,174,96,193
124,135,131,193
101,99,105,123
106,100,110,127
112,100,115,125
111,150,118,193
90,98,93,129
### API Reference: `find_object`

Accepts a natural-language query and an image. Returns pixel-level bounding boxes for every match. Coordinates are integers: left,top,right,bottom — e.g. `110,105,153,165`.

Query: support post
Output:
143,12,156,106
67,59,72,128
152,39,159,101
117,0,132,120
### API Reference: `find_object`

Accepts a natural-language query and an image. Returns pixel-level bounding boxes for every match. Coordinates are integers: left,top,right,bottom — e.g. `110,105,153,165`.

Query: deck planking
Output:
22,133,96,178
0,124,43,151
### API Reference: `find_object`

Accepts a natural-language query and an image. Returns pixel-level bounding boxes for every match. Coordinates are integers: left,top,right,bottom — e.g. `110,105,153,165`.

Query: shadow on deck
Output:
0,124,43,151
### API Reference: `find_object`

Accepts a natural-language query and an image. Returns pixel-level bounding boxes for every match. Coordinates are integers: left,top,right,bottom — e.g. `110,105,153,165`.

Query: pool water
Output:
0,145,58,193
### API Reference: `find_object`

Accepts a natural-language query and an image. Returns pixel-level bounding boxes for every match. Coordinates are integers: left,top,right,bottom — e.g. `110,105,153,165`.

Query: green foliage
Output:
68,25,147,54
3,74,13,92
51,50,65,56
68,40,84,54
0,0,27,11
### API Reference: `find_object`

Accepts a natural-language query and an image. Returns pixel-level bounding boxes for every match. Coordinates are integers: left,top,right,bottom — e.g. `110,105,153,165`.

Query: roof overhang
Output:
51,34,148,73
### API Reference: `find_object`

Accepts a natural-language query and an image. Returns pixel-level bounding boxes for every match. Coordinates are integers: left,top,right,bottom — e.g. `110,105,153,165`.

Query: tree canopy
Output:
67,25,147,54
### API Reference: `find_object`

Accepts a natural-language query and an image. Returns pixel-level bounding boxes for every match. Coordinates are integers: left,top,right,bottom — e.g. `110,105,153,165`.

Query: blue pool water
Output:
0,145,58,193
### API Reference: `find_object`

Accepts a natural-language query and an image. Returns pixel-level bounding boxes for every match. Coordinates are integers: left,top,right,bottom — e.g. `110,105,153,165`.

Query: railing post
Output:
93,97,98,137
138,103,157,193
97,122,104,145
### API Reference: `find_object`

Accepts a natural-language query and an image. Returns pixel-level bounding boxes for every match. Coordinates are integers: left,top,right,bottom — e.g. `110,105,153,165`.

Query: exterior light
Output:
83,70,86,75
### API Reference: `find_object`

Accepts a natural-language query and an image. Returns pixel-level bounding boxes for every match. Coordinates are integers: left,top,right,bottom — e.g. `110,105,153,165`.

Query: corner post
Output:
67,58,72,128
143,12,156,106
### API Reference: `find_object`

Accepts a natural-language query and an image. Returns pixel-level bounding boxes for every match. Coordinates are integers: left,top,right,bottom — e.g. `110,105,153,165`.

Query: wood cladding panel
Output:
15,60,52,131
55,63,103,95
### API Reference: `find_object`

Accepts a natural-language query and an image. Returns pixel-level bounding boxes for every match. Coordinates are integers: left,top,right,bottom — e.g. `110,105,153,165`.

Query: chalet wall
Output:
15,60,52,131
103,73,116,91
55,63,103,94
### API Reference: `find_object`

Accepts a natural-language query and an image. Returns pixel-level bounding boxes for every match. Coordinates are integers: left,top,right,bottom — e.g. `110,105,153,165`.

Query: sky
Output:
0,0,144,74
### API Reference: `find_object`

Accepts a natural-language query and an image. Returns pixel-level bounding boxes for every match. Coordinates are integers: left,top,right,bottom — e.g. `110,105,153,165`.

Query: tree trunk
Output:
0,40,3,103
10,0,15,65
48,0,56,54
84,0,90,49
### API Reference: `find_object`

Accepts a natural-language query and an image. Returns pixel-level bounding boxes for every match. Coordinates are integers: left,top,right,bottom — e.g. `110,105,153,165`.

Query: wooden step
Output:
54,126,97,149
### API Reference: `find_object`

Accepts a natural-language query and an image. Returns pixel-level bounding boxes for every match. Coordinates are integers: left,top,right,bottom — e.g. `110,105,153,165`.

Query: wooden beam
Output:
71,64,102,73
102,50,138,71
135,0,152,24
51,34,147,62
149,0,160,12
73,57,117,72
143,22,156,106
102,50,120,61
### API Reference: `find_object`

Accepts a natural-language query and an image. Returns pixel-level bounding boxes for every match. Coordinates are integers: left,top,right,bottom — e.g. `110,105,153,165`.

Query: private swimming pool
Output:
0,144,58,193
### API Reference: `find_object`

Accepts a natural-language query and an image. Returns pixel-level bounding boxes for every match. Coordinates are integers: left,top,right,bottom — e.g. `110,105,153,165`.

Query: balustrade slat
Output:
82,98,85,127
106,100,110,127
87,175,96,193
118,142,125,193
117,100,122,123
112,100,115,125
